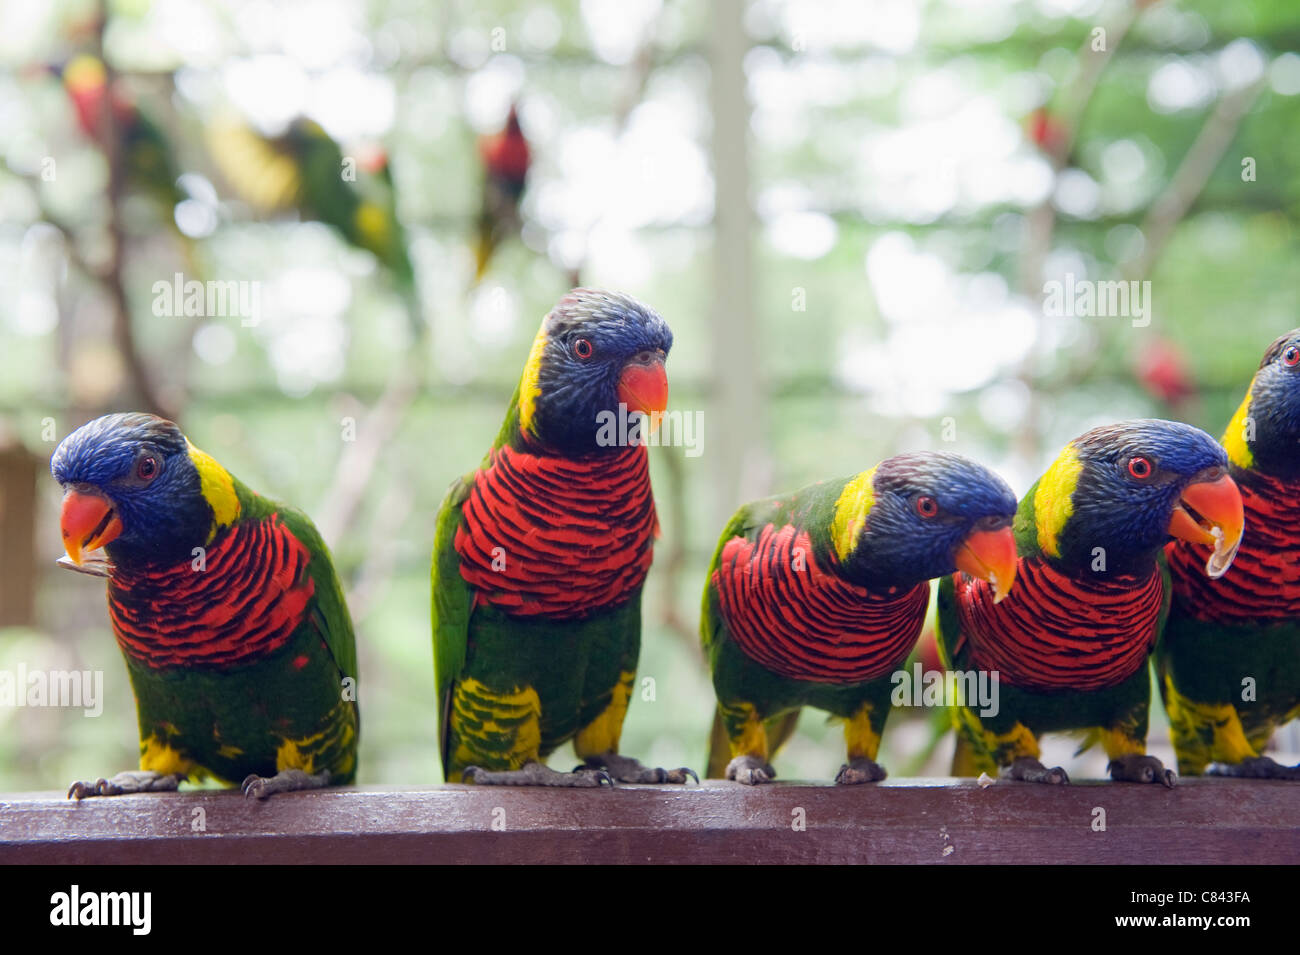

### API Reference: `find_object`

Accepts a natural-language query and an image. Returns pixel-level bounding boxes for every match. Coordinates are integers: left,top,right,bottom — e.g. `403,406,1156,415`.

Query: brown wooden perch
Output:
2,778,1297,864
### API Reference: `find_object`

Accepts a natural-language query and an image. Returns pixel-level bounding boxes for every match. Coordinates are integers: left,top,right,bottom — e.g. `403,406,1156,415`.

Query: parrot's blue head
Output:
50,413,234,570
1229,329,1300,479
516,288,673,455
838,452,1020,599
1034,419,1244,577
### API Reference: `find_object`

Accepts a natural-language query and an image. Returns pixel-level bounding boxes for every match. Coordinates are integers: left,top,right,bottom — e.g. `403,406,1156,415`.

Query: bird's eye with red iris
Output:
915,495,939,519
137,456,159,481
573,338,593,359
1283,344,1300,367
1127,456,1153,480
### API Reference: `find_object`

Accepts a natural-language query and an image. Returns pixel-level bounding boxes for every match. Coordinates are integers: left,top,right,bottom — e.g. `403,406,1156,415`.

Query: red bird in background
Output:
1026,107,1068,164
1137,336,1197,410
51,54,187,220
473,104,531,282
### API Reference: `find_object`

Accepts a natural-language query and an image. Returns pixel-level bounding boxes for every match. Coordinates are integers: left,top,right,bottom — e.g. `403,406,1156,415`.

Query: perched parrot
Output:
1158,330,1300,778
473,104,530,283
52,413,359,799
54,54,186,219
206,115,420,335
432,288,693,786
701,453,1019,784
937,420,1244,787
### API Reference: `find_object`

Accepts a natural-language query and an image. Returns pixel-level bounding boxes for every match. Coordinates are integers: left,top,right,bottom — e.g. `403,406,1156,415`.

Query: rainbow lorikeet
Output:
432,288,693,786
937,420,1244,787
206,115,420,335
473,104,530,282
54,54,186,219
52,414,359,799
1158,330,1300,778
702,453,1020,784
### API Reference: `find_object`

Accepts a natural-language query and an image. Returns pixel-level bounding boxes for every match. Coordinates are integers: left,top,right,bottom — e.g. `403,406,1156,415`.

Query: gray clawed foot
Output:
584,752,698,784
1108,754,1176,788
461,761,613,787
835,757,887,785
1206,756,1300,781
241,769,332,799
1003,756,1069,785
726,754,776,785
67,770,182,800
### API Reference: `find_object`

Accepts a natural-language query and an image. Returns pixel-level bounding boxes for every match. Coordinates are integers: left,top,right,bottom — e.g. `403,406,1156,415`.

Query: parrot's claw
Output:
67,770,182,800
241,769,332,800
835,757,888,785
1107,755,1176,787
725,755,776,786
1206,756,1300,781
1003,757,1069,785
582,752,698,785
460,762,612,788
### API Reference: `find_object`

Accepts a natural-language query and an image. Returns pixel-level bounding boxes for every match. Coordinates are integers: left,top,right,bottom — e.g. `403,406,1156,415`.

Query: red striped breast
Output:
454,443,658,619
713,524,929,684
1168,469,1300,623
107,514,314,669
952,556,1163,691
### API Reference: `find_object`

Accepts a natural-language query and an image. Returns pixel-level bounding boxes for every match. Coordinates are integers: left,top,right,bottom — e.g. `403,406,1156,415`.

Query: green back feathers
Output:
431,475,475,772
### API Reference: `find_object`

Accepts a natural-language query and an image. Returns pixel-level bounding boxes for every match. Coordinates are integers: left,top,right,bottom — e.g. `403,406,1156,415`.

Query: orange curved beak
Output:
954,525,1018,604
1166,472,1244,578
617,353,668,417
60,488,122,565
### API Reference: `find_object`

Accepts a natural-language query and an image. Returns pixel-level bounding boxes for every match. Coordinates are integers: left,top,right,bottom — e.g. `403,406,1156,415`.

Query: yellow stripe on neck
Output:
1221,384,1255,470
1034,442,1082,559
187,441,241,538
517,321,549,437
831,467,877,562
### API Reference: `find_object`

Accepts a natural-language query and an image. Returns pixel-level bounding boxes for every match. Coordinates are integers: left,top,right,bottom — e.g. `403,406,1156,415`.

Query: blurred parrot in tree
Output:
432,288,694,786
472,104,531,283
1137,337,1197,411
1027,107,1069,165
702,453,1019,784
52,54,187,221
52,413,359,799
206,114,421,337
937,420,1244,787
1158,330,1300,778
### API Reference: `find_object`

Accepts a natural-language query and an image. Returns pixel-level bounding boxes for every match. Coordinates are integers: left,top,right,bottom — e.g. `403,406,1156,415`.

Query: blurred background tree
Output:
1,0,1298,789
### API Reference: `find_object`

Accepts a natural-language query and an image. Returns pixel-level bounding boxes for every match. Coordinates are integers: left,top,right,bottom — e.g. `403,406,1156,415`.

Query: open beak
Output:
1166,473,1244,579
617,351,668,428
954,525,1018,604
60,488,122,566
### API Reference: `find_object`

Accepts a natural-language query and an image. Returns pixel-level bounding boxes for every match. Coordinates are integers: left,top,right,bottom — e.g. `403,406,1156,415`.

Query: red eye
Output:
574,338,593,359
137,456,159,481
1284,344,1300,367
915,495,939,518
1128,456,1152,480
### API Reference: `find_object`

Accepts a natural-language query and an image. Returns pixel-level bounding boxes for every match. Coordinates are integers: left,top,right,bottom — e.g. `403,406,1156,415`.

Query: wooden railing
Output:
3,778,1297,864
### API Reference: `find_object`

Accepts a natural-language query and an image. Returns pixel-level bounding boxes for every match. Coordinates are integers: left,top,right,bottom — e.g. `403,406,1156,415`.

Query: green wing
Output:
699,507,750,656
278,504,358,684
934,574,961,670
431,473,475,774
